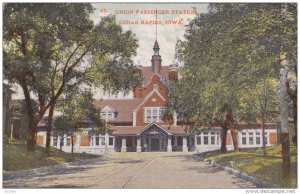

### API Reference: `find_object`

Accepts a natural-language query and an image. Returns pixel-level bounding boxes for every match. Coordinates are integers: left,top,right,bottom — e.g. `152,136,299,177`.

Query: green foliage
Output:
54,88,105,136
203,145,297,188
169,3,296,130
3,136,99,171
3,3,141,151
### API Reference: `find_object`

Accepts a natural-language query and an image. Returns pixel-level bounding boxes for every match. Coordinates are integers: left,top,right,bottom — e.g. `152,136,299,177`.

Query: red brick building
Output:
36,39,278,154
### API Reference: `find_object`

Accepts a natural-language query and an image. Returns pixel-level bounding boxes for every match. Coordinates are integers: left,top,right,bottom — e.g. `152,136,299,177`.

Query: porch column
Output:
182,136,188,152
64,134,67,146
105,132,109,146
121,137,127,152
57,136,61,148
137,136,142,152
167,136,172,152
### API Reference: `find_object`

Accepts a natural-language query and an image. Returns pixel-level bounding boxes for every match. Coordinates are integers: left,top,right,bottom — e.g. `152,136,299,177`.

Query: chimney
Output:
169,63,178,81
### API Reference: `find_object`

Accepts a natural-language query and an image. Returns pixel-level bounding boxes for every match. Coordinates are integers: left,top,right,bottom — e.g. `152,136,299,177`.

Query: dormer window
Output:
100,105,117,121
100,111,115,120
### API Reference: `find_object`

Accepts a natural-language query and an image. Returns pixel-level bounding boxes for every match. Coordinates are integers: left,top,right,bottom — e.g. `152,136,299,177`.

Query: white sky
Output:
90,3,209,67
8,3,209,99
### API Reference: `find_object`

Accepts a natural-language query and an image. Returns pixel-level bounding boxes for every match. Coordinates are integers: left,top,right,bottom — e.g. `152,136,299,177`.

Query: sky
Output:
90,3,209,67
8,2,209,99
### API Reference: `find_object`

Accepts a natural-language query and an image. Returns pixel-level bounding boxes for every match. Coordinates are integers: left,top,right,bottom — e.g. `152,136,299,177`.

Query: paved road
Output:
3,152,256,189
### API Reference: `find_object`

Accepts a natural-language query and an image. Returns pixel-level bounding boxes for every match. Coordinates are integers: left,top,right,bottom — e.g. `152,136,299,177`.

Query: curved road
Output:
3,152,256,189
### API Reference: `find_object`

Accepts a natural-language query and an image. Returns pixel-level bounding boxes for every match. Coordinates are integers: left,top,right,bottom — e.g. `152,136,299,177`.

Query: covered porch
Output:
113,123,195,152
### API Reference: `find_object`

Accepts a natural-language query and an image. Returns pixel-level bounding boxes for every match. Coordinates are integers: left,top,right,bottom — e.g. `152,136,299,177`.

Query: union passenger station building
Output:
36,39,278,153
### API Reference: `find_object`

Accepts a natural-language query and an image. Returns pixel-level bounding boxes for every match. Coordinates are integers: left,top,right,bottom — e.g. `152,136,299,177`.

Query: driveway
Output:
3,152,256,189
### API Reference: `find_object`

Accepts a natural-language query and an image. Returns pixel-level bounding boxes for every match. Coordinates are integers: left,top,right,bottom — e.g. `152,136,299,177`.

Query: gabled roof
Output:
94,99,143,123
141,66,169,86
134,88,166,111
137,122,172,135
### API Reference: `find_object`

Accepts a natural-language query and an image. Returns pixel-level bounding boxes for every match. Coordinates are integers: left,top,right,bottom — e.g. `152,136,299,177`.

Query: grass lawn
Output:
3,137,101,172
199,145,297,188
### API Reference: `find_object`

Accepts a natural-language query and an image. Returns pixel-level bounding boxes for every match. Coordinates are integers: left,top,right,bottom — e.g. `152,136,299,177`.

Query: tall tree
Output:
3,4,140,152
171,3,296,177
54,88,105,154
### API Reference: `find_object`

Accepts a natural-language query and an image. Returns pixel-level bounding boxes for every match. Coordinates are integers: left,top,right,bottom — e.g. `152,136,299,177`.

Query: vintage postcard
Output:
2,1,298,193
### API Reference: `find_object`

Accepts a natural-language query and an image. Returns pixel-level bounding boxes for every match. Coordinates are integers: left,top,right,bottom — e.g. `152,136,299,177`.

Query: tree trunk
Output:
27,119,36,152
221,126,228,153
262,121,266,156
20,81,36,152
229,125,239,153
281,133,291,179
292,93,297,146
71,135,74,154
279,51,290,179
45,104,55,153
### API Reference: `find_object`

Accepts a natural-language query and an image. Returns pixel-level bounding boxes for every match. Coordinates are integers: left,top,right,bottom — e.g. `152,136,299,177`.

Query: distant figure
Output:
144,143,148,152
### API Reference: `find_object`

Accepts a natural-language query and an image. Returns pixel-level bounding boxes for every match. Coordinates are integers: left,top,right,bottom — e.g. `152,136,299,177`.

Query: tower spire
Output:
156,9,157,41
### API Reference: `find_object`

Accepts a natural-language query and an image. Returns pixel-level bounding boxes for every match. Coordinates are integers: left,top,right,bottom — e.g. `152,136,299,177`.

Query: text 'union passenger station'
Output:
36,39,278,154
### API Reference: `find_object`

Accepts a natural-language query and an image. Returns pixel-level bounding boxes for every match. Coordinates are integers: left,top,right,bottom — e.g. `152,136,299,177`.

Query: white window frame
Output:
144,107,164,123
248,132,254,145
100,109,115,121
66,136,71,146
255,131,261,145
241,132,247,145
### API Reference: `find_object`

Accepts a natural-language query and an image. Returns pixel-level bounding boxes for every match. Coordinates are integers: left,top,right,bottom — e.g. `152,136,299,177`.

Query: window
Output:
53,136,57,147
101,137,105,145
153,109,158,121
249,132,254,145
100,106,116,120
211,132,215,145
159,108,163,121
144,107,163,123
203,132,209,145
100,111,115,120
197,136,201,145
146,109,151,123
241,132,247,145
256,132,261,145
109,137,114,146
217,133,220,145
95,137,100,146
66,137,71,146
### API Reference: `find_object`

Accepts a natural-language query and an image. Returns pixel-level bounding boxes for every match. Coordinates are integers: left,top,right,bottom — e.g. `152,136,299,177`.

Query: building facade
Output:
36,40,278,154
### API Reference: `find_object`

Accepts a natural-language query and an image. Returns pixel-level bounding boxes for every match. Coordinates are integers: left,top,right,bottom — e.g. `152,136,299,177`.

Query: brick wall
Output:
80,135,89,146
72,136,76,144
36,135,44,145
226,132,232,145
269,132,277,144
136,92,168,126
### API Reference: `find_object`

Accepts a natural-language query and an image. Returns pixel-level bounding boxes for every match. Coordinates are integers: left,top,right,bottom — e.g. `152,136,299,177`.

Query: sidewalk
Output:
3,157,106,181
194,154,279,188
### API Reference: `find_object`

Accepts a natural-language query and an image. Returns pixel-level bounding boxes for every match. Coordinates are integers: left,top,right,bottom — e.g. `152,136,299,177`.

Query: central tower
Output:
151,9,162,74
151,40,162,74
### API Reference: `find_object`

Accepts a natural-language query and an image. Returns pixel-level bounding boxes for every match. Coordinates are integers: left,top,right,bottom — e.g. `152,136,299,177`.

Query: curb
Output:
3,157,105,181
194,154,279,188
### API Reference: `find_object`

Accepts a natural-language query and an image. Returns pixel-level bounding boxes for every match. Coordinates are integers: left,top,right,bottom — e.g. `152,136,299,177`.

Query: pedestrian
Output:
144,143,148,152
